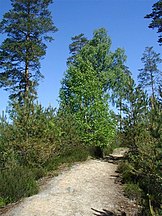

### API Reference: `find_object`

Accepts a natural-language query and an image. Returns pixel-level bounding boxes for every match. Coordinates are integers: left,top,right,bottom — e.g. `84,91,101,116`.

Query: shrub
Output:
64,146,89,162
31,167,46,180
117,161,136,183
0,197,5,208
124,183,142,202
103,140,118,156
0,165,38,204
44,146,89,171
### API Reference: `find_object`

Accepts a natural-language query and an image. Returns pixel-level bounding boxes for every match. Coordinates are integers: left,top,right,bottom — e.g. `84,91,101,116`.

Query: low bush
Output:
44,146,89,171
124,183,142,203
117,161,137,183
31,167,46,180
103,143,116,156
0,197,5,208
0,165,38,204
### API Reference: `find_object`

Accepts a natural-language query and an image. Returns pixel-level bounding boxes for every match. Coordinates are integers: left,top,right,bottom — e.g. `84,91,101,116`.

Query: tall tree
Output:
59,28,116,155
145,0,162,45
60,28,114,111
138,47,162,109
0,0,57,102
120,76,162,215
109,48,132,131
122,79,149,149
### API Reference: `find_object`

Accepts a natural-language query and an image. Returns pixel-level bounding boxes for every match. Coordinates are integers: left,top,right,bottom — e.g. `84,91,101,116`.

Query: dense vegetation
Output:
0,0,161,215
117,50,162,215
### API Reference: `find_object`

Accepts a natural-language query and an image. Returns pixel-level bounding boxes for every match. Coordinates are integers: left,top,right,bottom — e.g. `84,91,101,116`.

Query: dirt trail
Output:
1,150,138,216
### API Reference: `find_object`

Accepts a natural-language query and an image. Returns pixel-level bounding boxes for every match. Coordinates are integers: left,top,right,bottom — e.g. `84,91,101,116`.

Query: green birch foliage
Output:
59,28,117,149
0,0,57,101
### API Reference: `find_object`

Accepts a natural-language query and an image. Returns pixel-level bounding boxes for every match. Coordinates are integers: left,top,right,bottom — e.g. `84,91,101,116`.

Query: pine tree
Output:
138,47,162,110
109,48,132,131
0,0,57,102
145,0,162,45
122,79,149,150
119,72,162,214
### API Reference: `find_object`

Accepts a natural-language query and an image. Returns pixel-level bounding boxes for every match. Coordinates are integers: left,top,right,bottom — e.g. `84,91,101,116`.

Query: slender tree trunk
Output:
119,97,122,131
25,59,29,99
24,0,31,101
150,71,155,110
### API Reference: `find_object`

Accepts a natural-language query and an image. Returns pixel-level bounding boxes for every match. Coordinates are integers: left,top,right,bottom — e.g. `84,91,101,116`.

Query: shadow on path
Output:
91,208,126,216
91,208,115,216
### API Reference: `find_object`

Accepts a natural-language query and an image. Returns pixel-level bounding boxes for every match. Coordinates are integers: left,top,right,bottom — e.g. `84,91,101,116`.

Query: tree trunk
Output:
150,70,155,110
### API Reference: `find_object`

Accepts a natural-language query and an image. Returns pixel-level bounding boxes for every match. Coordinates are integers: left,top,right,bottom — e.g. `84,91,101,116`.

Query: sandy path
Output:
1,159,137,216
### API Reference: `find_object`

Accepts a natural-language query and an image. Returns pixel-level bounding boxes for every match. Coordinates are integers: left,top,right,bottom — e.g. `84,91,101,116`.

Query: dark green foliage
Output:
117,160,137,183
0,100,89,206
0,165,38,204
31,167,46,180
62,147,88,163
44,146,89,171
0,112,18,170
145,0,162,45
43,109,89,171
0,0,57,101
0,99,60,169
121,82,149,152
116,50,162,214
118,76,162,215
56,109,82,154
67,33,88,65
124,183,142,202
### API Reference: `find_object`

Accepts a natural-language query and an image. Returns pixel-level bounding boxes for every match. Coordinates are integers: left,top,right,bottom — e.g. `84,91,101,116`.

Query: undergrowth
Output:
0,166,38,206
0,145,89,208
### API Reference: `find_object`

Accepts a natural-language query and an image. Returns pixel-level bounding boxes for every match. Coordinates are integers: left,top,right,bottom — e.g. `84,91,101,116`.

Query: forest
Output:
0,0,161,215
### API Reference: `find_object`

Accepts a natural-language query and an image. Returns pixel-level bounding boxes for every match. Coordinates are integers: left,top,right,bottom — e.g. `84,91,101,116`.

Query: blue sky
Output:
0,0,161,113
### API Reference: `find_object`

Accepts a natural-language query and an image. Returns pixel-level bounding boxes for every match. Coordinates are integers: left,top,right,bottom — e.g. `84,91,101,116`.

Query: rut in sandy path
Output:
1,159,137,216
